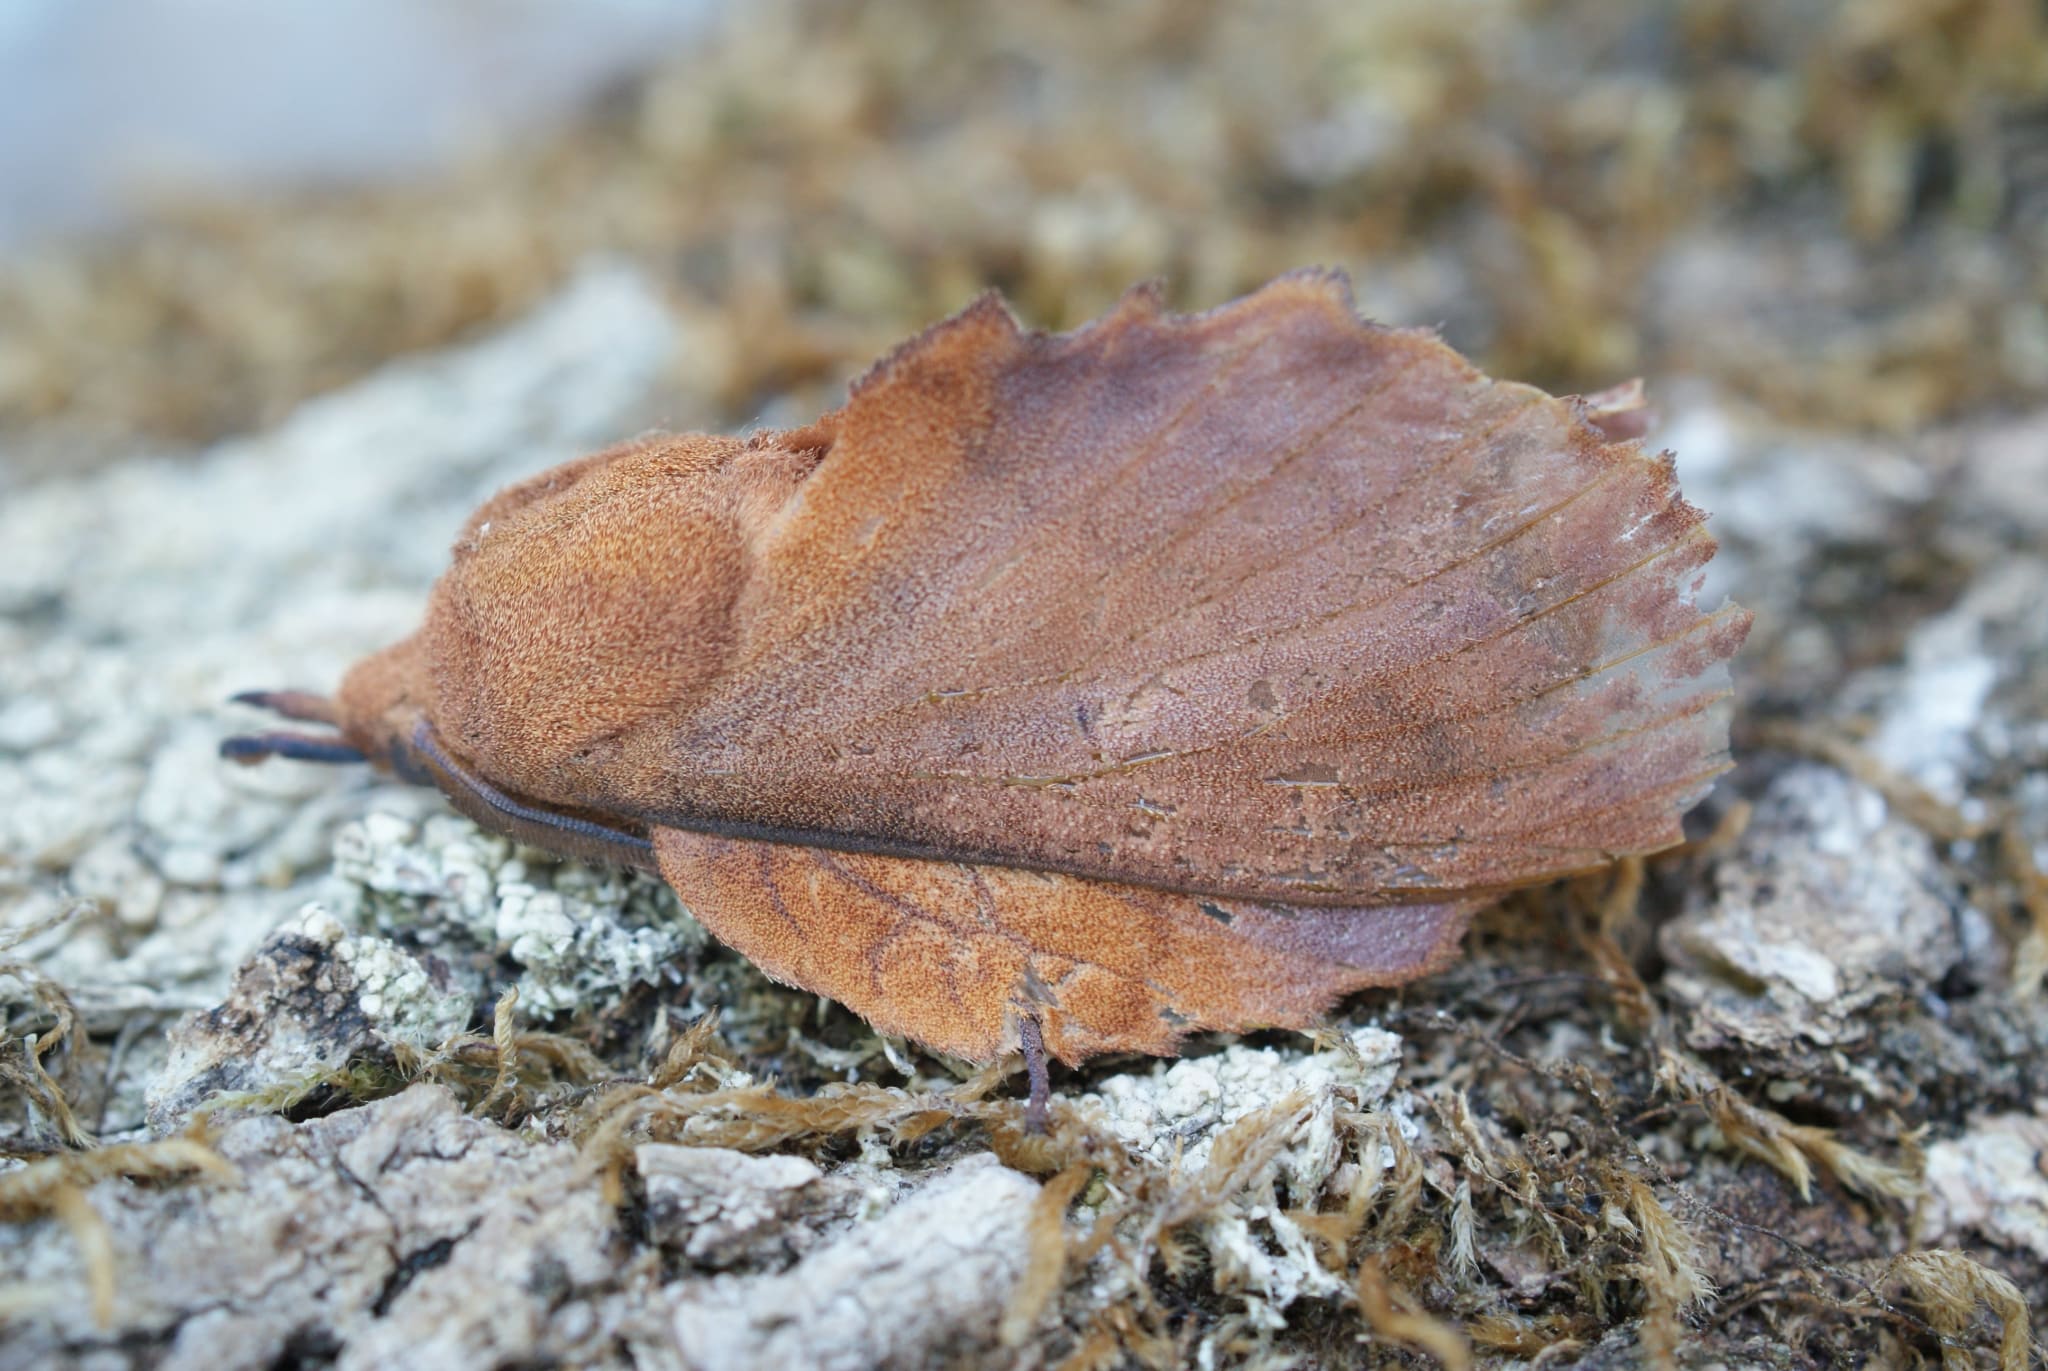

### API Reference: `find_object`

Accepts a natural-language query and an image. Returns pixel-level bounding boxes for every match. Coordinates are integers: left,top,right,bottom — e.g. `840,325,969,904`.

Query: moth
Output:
225,271,1750,1115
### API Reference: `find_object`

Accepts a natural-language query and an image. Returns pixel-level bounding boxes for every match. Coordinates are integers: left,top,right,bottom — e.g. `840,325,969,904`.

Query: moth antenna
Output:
219,732,367,766
229,689,343,725
1018,1014,1051,1134
409,721,658,872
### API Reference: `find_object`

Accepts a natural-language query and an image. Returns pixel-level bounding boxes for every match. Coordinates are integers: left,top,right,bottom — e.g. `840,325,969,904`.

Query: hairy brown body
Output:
230,271,1749,1072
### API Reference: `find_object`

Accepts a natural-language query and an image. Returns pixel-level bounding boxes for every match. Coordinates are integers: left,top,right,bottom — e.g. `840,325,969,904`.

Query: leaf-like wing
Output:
653,272,1750,904
652,826,1478,1064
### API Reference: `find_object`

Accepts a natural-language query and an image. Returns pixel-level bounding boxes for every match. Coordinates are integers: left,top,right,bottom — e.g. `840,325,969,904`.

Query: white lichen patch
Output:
636,1144,868,1268
1857,560,2044,807
332,806,708,1018
1077,1028,1407,1325
1660,764,1968,1050
666,1154,1038,1370
1082,1026,1402,1176
307,907,474,1048
335,810,516,939
145,904,473,1129
1917,1113,2048,1260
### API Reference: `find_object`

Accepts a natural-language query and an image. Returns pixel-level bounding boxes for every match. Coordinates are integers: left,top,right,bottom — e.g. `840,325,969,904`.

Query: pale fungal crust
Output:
305,271,1753,1068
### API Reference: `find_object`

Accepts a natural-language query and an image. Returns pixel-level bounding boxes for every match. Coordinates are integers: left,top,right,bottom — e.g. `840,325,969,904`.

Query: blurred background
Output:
2,0,2044,479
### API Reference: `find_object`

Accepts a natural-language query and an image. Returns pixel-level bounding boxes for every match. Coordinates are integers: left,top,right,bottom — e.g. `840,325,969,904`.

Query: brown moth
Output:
225,271,1751,1111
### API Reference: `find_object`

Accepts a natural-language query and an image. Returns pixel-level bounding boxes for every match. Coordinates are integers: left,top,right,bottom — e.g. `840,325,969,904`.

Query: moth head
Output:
331,431,819,807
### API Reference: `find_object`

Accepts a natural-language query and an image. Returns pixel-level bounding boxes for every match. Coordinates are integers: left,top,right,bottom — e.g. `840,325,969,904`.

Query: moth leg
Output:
229,689,343,725
219,731,367,765
1018,1012,1051,1133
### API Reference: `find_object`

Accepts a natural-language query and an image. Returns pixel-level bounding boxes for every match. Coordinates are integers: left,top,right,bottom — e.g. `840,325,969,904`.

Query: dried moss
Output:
0,906,99,1153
